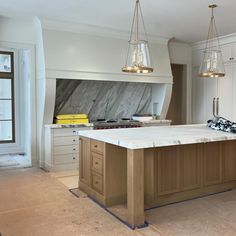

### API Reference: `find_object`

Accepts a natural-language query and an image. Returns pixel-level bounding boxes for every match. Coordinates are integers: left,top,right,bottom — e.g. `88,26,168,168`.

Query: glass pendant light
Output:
122,0,153,74
198,4,225,78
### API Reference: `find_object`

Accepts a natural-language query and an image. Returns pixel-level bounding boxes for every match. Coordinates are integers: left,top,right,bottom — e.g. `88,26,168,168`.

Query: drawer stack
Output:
53,128,80,168
44,126,91,171
91,140,104,194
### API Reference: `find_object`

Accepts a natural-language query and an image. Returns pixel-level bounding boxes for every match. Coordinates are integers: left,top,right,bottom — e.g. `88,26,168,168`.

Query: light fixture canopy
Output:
198,4,225,78
122,0,153,74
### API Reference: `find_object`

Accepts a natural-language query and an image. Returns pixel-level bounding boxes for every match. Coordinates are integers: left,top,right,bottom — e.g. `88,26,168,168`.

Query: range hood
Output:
39,19,173,84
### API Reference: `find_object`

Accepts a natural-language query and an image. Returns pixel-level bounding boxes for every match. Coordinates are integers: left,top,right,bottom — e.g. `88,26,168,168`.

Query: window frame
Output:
0,51,15,143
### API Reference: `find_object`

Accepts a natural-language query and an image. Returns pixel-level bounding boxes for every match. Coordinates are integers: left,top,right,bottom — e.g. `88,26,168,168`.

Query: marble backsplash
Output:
54,79,152,121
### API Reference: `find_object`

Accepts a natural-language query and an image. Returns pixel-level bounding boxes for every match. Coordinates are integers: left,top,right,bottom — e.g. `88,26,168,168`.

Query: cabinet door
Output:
222,141,236,182
204,142,222,186
204,77,218,121
221,44,233,63
233,65,236,122
180,144,202,191
192,67,205,123
79,137,91,185
157,146,180,196
218,65,233,120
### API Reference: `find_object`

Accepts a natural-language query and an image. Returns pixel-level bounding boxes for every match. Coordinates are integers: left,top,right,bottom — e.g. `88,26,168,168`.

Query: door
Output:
166,64,186,125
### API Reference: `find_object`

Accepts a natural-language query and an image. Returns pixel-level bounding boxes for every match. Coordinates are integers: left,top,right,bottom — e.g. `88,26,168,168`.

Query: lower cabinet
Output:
157,146,180,196
156,144,201,196
79,138,236,208
204,142,222,186
222,141,236,182
79,137,91,186
79,137,127,206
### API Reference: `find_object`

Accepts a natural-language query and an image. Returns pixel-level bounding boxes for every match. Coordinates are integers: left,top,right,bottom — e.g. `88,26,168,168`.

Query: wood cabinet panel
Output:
180,144,202,191
222,141,236,182
157,146,180,196
204,142,222,186
91,171,104,194
91,152,104,175
91,139,104,154
79,137,91,186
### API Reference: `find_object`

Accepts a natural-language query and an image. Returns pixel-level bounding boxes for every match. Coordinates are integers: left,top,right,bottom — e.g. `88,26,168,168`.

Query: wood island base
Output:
79,137,236,228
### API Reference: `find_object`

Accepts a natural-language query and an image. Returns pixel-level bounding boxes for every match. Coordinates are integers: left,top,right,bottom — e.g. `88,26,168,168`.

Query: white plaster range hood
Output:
40,19,173,84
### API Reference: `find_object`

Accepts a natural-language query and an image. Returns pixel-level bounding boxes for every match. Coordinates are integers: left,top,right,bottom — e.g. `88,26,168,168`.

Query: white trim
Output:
0,41,37,165
192,33,236,50
45,68,173,84
40,17,170,45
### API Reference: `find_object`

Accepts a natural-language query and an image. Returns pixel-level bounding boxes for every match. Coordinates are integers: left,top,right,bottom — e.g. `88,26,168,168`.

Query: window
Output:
0,51,15,143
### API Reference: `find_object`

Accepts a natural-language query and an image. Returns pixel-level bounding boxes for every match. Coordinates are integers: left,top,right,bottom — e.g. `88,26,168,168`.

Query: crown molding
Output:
191,32,236,50
39,17,170,45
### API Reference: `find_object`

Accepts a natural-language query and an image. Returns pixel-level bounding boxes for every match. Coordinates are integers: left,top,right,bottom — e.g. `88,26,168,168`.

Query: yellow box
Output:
55,114,88,120
55,118,89,124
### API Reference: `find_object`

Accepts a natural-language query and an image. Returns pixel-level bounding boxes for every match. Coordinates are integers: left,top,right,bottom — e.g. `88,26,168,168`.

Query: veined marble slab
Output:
78,124,236,149
54,79,152,121
45,123,93,129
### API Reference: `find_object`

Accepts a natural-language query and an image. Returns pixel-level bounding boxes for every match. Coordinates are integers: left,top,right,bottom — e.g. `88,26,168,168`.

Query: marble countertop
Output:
45,123,93,129
78,124,236,149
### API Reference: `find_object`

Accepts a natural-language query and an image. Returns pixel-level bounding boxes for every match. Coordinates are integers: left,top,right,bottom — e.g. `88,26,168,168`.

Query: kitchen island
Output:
78,124,236,228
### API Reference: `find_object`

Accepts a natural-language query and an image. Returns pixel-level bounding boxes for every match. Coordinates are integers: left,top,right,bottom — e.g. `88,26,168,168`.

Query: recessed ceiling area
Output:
0,0,235,43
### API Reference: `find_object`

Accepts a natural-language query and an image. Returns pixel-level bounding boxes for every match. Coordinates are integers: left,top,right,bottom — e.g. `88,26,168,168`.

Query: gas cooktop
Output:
93,119,142,130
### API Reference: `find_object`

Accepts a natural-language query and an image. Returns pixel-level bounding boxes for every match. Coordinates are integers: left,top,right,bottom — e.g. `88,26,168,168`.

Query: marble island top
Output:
78,124,236,149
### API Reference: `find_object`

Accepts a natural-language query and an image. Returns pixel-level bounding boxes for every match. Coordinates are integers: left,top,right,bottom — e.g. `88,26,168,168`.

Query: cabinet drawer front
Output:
54,136,79,146
53,128,79,137
92,172,104,194
91,153,103,175
54,153,79,164
54,145,79,155
91,140,104,154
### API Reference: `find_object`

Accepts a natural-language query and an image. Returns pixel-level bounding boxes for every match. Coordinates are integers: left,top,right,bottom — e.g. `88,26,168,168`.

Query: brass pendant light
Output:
198,4,225,78
122,0,153,74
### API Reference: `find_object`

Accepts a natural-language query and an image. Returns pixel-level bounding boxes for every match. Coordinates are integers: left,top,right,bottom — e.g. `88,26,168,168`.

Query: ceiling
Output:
0,0,236,43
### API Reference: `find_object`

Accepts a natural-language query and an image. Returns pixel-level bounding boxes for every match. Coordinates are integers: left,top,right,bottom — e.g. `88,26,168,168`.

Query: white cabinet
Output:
44,126,92,171
221,43,236,63
192,67,205,123
192,39,236,124
204,77,218,121
218,65,233,120
192,64,236,123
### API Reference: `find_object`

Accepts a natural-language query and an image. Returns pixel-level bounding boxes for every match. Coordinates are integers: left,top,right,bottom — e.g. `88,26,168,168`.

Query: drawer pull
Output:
94,145,98,148
95,181,99,184
73,157,76,160
73,130,76,133
95,162,99,165
73,139,76,142
73,148,76,151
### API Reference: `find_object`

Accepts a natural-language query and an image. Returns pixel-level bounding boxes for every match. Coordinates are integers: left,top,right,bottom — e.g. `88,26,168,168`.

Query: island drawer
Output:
91,139,104,154
91,152,103,175
91,172,104,194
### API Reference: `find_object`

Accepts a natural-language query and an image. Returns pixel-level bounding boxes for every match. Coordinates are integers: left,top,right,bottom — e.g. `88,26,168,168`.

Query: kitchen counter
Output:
45,123,93,129
78,124,236,149
79,124,236,228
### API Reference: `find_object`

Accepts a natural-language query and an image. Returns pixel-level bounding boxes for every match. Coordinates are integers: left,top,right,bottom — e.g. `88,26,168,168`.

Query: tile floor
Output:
1,167,236,236
0,154,31,170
